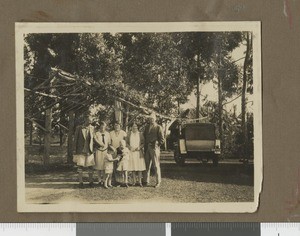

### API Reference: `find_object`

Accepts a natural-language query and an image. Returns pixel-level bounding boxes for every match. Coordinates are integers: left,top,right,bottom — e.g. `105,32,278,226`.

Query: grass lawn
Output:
25,159,254,204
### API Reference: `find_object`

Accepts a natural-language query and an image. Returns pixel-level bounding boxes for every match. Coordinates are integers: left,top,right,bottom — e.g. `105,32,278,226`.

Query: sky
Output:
181,43,253,115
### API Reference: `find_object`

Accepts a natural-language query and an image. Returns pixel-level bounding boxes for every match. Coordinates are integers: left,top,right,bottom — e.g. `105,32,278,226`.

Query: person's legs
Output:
124,171,128,187
115,162,122,186
97,170,101,183
144,148,153,184
104,173,109,188
78,166,83,186
108,174,113,187
132,171,136,185
88,166,94,186
152,147,161,186
112,162,117,184
138,171,143,186
142,148,149,184
101,170,105,183
120,171,123,183
97,170,105,184
115,171,121,186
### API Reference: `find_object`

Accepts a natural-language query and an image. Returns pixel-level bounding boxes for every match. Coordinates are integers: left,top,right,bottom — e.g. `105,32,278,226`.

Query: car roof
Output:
168,121,216,131
183,122,215,127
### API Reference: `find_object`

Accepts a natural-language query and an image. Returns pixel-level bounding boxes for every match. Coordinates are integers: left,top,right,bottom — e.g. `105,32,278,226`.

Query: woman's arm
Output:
73,126,79,153
139,132,144,150
93,133,104,147
106,154,119,162
125,132,131,149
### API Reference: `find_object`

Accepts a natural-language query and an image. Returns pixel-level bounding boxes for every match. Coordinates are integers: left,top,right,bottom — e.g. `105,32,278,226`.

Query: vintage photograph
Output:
16,22,262,212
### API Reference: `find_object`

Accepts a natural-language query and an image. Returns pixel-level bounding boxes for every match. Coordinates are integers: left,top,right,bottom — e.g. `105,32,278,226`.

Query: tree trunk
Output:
114,100,123,124
59,104,64,146
43,108,52,166
29,121,33,146
217,74,223,151
124,105,129,132
241,32,251,159
164,121,168,150
67,110,75,164
59,126,63,146
196,54,201,121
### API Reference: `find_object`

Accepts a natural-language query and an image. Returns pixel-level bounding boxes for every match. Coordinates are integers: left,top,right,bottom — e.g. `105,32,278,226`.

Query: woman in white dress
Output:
94,121,111,186
110,122,127,186
127,123,146,187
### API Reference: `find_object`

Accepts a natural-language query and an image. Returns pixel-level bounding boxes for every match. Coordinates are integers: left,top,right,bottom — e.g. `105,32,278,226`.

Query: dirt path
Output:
25,160,254,204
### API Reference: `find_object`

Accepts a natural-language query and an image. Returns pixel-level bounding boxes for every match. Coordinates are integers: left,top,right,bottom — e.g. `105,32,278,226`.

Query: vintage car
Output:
170,122,221,166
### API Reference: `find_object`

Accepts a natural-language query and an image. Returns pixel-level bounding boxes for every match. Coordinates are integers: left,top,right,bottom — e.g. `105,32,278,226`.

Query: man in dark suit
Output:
143,113,165,188
73,114,95,188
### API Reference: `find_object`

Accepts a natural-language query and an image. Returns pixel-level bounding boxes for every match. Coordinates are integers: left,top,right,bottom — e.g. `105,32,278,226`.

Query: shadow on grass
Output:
25,161,253,190
161,162,254,187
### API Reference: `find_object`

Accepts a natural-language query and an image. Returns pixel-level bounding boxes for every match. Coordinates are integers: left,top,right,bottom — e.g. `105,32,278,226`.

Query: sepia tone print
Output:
16,22,262,212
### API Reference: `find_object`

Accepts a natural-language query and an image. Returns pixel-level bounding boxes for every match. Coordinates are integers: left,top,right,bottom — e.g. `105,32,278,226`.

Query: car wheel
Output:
174,148,185,166
212,155,219,167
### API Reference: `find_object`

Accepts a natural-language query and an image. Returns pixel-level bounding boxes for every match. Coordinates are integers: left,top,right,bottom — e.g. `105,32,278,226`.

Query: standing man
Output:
110,122,127,186
73,113,95,188
143,112,165,188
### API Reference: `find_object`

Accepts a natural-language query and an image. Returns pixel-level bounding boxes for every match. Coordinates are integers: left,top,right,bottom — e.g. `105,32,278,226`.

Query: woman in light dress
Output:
93,121,111,186
127,123,146,187
110,122,127,186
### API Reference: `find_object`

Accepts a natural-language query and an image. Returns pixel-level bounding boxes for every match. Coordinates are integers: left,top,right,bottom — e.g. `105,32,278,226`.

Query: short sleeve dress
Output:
127,132,146,171
104,153,115,174
110,130,127,149
94,131,111,171
116,147,130,171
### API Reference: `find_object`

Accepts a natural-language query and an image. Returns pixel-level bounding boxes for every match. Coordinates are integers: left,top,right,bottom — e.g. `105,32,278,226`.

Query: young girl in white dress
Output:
127,123,146,187
94,121,111,186
116,140,130,187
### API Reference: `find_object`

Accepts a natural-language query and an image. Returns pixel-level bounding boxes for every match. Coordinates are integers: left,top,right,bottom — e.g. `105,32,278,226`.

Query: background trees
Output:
24,31,254,164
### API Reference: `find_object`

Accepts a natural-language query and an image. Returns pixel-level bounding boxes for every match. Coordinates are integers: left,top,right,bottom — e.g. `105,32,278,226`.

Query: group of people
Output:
73,112,165,189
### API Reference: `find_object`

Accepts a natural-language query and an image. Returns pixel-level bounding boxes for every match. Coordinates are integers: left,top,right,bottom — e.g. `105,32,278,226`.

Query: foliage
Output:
24,31,254,159
119,33,193,116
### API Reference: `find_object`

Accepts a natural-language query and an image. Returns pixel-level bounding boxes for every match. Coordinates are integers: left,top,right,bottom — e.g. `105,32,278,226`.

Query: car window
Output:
185,125,216,140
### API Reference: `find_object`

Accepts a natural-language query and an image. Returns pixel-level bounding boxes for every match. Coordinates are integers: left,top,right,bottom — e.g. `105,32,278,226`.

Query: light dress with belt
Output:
128,131,146,171
94,131,110,170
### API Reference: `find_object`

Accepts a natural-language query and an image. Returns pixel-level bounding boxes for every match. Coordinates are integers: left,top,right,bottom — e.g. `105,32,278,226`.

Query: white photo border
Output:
16,22,262,213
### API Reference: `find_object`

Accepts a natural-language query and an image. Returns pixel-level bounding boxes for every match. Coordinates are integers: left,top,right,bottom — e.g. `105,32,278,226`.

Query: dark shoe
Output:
142,182,148,187
79,182,84,189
